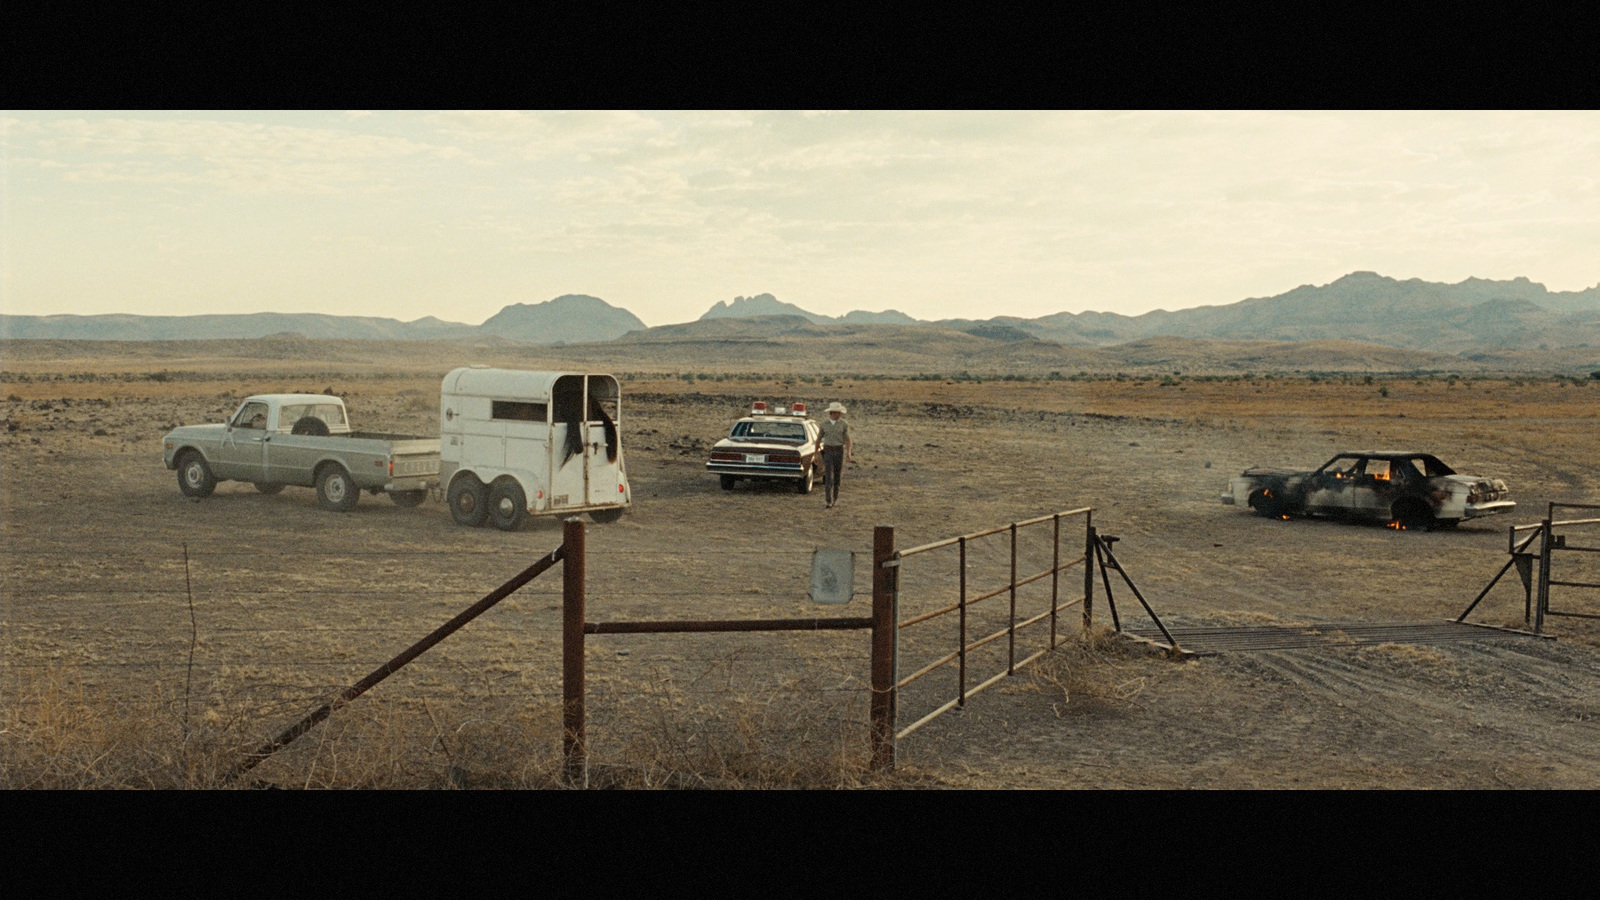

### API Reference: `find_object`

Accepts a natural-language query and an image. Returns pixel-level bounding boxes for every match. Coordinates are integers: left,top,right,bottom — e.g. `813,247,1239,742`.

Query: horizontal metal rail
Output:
585,617,872,634
896,645,1056,741
895,507,1091,558
1512,517,1600,532
899,556,1086,628
898,603,1073,688
1548,580,1600,590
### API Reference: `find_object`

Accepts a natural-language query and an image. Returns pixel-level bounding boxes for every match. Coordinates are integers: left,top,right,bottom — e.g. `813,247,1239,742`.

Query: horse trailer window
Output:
492,400,548,422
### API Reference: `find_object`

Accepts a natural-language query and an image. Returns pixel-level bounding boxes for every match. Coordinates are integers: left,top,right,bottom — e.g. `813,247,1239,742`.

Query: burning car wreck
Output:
1221,451,1515,531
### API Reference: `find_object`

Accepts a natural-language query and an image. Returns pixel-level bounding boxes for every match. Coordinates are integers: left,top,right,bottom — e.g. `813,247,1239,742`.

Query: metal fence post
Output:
958,535,967,707
1050,514,1060,649
870,525,896,772
1535,508,1552,634
562,517,587,785
1083,521,1096,631
1008,521,1017,675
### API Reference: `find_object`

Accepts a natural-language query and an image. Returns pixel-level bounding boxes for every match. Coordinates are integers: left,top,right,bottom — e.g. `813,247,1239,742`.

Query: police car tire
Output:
796,465,814,494
720,475,735,491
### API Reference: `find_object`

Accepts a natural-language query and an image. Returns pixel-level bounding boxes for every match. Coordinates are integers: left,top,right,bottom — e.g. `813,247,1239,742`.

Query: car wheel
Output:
390,489,428,508
254,482,285,495
591,507,625,524
796,465,814,494
1393,499,1434,531
487,479,527,532
720,475,735,491
1249,488,1287,519
177,452,216,498
448,475,488,527
316,465,359,512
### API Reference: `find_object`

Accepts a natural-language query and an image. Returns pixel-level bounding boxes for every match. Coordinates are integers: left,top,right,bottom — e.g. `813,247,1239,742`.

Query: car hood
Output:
165,423,228,441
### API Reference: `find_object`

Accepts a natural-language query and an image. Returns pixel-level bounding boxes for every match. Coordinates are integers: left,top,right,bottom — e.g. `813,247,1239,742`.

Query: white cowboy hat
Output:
826,402,846,414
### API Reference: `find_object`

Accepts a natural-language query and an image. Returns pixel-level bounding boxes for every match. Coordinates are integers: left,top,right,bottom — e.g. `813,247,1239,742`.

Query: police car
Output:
706,401,822,493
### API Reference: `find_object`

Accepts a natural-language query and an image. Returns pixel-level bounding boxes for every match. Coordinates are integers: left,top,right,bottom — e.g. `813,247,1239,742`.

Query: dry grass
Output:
1025,628,1164,713
0,665,899,789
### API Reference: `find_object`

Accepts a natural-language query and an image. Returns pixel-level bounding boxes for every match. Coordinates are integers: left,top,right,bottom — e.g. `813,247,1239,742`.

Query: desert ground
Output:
3,338,1599,788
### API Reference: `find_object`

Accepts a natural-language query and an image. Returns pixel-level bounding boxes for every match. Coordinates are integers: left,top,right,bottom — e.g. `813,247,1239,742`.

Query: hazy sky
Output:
3,111,1596,327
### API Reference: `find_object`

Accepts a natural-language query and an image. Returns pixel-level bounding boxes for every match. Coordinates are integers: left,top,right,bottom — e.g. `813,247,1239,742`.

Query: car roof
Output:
245,394,346,405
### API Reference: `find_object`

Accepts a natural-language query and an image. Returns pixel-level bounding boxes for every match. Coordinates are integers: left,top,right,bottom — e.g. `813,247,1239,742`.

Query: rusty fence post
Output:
1083,521,1096,632
1051,514,1060,649
1535,508,1552,634
870,524,897,772
958,536,967,708
1008,521,1018,675
562,517,587,785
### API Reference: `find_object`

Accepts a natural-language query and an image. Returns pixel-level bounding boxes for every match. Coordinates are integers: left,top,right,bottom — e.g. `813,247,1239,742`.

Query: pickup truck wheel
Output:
796,465,814,494
487,480,527,531
316,465,359,512
720,475,736,491
448,475,489,527
590,507,625,524
254,482,285,495
177,453,216,498
390,489,427,508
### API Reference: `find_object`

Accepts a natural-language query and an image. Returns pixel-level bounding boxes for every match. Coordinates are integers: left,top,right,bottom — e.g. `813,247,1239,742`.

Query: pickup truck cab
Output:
163,394,441,511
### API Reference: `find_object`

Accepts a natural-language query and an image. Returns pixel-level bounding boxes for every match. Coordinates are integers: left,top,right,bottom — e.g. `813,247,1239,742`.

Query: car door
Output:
213,401,270,480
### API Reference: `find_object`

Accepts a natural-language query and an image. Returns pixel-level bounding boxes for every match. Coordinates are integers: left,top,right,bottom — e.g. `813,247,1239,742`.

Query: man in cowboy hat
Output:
819,401,853,509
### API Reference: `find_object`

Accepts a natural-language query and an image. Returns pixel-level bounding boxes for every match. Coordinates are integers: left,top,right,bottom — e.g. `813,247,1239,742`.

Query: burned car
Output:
1221,451,1514,530
707,401,821,493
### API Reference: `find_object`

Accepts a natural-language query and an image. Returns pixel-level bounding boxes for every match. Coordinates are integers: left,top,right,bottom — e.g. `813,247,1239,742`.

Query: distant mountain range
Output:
5,274,1599,356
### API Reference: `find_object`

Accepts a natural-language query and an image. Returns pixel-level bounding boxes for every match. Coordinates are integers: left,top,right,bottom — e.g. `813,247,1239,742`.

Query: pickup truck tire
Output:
448,475,489,527
487,480,527,531
796,465,814,494
292,417,331,436
254,482,285,495
316,465,359,512
590,507,625,524
177,452,217,498
390,489,428,508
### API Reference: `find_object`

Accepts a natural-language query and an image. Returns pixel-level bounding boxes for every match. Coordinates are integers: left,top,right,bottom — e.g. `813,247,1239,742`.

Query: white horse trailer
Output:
440,368,631,530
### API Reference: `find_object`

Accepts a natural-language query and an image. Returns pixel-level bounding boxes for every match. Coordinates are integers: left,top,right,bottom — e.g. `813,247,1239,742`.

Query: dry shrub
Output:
2,666,902,789
1027,627,1163,712
1,666,237,788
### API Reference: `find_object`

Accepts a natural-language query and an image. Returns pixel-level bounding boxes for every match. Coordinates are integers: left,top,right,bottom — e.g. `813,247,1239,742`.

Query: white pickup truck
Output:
162,394,441,511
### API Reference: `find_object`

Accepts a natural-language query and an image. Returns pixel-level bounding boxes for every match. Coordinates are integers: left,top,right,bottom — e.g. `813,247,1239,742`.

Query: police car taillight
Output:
752,401,767,415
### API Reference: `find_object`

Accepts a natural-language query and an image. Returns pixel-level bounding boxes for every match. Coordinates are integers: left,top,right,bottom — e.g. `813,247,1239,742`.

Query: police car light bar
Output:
752,401,767,415
792,402,807,415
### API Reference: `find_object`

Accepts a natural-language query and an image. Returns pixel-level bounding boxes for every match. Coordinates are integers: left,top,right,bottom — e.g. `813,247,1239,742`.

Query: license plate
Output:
744,454,766,463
